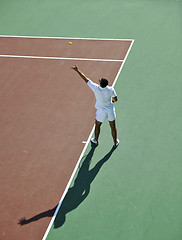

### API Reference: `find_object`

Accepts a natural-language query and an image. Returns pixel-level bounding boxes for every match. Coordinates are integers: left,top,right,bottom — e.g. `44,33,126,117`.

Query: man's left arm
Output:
112,88,118,103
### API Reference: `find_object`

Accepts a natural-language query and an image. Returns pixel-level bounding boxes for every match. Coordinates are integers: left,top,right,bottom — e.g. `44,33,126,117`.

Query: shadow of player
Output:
18,144,115,228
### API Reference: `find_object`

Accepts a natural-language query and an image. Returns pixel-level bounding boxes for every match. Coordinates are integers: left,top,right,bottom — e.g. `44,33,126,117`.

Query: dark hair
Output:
100,78,108,88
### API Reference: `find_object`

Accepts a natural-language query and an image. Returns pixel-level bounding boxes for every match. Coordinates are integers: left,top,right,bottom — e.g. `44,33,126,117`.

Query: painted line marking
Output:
42,38,134,240
42,126,95,240
0,35,134,41
112,39,134,87
0,54,123,62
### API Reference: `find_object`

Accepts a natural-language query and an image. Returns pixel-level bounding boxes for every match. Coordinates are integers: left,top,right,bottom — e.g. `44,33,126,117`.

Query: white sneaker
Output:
91,138,99,146
114,139,120,148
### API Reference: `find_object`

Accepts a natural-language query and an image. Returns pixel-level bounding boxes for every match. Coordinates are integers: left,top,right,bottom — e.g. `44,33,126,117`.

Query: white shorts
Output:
96,105,116,123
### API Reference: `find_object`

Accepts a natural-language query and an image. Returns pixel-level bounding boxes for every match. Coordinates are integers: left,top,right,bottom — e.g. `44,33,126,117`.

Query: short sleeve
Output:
87,80,98,92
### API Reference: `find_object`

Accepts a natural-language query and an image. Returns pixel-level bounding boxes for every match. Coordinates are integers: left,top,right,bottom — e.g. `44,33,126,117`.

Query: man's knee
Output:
109,120,116,129
95,119,102,127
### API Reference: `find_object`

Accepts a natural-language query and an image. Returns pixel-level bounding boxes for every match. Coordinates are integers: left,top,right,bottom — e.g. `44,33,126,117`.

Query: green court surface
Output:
1,0,182,240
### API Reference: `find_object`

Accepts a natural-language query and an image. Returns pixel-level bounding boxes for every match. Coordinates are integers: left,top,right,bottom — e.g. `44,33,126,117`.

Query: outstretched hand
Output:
72,65,78,71
71,65,89,83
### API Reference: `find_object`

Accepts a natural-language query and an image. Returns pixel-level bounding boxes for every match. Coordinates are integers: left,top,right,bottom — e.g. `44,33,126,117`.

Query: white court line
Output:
42,38,134,240
42,126,95,240
112,39,134,87
0,54,123,62
0,35,134,41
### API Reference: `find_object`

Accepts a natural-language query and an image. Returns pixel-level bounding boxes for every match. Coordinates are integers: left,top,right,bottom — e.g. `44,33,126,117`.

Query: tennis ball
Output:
69,42,72,45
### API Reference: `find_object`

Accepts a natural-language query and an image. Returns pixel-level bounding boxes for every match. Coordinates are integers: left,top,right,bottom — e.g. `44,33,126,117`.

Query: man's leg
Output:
109,120,117,145
94,119,102,142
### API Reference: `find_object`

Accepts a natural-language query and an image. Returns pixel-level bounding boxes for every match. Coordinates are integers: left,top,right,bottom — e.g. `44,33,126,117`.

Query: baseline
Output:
0,35,134,41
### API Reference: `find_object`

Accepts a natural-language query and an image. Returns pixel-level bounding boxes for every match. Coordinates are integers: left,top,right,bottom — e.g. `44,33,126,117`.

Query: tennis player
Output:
72,65,119,148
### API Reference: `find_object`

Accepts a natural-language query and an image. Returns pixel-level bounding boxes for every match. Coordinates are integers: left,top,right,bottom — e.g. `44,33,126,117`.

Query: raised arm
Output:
72,65,90,83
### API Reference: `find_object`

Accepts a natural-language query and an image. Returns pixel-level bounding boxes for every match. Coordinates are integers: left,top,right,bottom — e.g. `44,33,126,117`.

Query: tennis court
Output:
0,36,133,240
0,1,182,240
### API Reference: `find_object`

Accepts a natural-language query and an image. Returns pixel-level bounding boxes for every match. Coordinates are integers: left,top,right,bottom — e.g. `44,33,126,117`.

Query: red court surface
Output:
0,36,133,240
0,36,131,60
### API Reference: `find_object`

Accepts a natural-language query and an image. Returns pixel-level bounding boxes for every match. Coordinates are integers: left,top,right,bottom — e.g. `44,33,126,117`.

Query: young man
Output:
72,65,119,148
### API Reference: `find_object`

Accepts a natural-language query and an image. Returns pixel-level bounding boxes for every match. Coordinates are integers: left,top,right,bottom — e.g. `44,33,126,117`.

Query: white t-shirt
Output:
87,80,117,109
